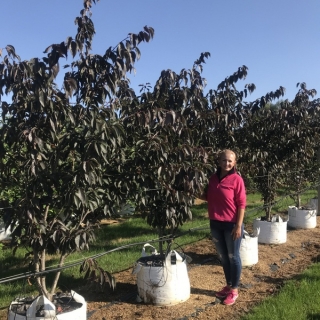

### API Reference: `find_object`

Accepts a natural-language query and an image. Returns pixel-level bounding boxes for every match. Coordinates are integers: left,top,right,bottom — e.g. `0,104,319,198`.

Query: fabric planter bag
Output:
288,206,317,229
253,215,287,244
8,291,86,320
132,243,190,306
0,223,11,241
308,198,319,216
240,228,260,267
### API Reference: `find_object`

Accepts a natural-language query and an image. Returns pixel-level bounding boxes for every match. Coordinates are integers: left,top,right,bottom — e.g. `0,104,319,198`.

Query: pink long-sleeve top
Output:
206,169,246,223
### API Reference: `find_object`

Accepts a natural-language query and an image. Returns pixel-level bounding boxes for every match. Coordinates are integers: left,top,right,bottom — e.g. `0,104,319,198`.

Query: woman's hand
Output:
231,224,242,240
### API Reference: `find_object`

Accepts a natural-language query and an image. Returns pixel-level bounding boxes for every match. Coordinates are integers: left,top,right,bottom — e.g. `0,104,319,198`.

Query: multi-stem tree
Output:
119,54,212,254
238,84,320,220
0,0,153,300
282,83,320,208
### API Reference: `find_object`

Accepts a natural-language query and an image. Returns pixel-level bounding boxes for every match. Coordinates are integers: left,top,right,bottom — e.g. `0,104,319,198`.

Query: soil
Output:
2,209,320,320
81,216,320,320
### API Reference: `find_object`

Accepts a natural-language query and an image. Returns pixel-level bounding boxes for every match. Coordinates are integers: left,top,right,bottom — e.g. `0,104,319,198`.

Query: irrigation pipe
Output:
0,180,319,284
245,180,320,217
0,225,209,285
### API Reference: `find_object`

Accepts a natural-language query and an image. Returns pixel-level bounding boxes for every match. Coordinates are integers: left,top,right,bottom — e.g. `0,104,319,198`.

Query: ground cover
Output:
82,219,320,320
0,193,319,319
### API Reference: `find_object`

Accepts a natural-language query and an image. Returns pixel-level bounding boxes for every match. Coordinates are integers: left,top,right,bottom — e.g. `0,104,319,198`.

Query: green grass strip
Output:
241,263,320,320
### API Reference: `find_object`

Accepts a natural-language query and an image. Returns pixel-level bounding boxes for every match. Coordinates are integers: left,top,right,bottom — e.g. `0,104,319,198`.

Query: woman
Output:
202,149,246,305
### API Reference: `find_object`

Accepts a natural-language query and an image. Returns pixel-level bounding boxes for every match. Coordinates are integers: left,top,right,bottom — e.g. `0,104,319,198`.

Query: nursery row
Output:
1,0,320,318
0,189,317,319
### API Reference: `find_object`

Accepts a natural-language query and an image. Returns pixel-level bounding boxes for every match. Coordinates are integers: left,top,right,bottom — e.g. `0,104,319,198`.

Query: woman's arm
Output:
231,208,245,240
232,176,246,240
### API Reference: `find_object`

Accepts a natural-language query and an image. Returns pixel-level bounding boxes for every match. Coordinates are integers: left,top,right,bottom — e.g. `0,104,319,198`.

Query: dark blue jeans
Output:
210,220,244,289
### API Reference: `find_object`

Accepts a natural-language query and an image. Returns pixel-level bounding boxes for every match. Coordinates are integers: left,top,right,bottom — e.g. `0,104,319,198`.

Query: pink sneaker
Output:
215,286,231,299
223,290,239,305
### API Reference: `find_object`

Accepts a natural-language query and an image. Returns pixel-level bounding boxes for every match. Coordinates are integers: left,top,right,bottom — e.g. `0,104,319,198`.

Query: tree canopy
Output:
0,0,154,300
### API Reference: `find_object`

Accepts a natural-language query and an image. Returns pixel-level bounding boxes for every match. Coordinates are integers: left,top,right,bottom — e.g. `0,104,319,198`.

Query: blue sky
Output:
2,0,320,102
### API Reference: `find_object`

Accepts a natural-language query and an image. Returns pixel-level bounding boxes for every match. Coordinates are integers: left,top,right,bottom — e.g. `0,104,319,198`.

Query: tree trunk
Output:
50,253,68,297
158,227,164,255
34,249,50,300
298,194,301,208
265,205,273,221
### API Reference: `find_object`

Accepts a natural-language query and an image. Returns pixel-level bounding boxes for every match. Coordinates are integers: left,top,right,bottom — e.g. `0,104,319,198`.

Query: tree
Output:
282,83,320,207
0,0,153,301
118,60,260,254
118,54,212,254
203,65,256,152
238,84,320,220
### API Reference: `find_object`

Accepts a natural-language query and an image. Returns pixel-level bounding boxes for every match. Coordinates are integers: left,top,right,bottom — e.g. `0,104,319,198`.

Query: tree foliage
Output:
0,0,153,300
118,54,212,251
238,83,320,219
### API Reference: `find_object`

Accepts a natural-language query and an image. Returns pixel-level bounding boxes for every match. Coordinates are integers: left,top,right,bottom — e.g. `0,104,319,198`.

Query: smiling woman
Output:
218,150,237,178
202,149,246,305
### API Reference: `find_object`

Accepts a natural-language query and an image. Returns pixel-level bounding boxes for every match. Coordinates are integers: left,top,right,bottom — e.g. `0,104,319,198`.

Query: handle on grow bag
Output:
243,227,260,239
132,244,160,275
132,262,142,274
242,230,250,240
165,250,184,266
253,227,260,237
26,295,56,318
310,209,317,217
141,243,158,257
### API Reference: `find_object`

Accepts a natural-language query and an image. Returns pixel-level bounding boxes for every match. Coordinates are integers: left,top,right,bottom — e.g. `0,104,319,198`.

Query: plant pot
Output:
308,198,319,215
132,243,190,306
287,206,317,229
0,221,11,241
240,228,259,267
253,215,287,244
8,290,86,320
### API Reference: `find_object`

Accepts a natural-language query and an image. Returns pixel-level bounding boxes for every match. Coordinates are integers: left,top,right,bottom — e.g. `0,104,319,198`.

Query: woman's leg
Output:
224,223,244,289
211,220,244,289
210,220,232,286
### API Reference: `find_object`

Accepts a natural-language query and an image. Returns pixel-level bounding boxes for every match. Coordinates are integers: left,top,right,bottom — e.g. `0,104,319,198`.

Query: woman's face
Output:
219,151,236,174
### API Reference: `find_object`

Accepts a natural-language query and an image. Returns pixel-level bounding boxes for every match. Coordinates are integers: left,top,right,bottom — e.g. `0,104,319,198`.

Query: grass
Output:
0,203,210,309
244,188,317,223
241,263,320,320
0,188,318,316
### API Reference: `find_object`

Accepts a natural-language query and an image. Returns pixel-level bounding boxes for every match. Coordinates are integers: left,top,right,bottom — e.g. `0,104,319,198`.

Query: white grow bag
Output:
287,206,317,229
240,228,260,267
132,243,190,306
253,215,287,244
308,198,319,216
8,290,86,320
0,221,11,241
